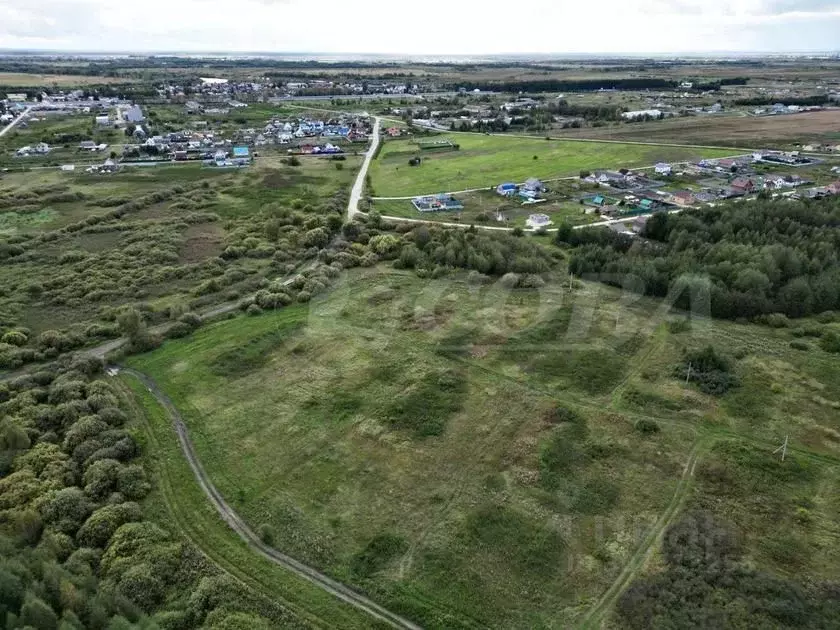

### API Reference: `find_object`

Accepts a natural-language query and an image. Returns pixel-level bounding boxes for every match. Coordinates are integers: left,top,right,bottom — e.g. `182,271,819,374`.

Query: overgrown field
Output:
556,109,840,148
0,157,359,369
368,134,737,197
127,267,840,628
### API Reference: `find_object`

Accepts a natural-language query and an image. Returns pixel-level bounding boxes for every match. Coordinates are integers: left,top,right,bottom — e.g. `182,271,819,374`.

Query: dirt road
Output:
118,366,423,630
0,106,33,138
347,116,381,219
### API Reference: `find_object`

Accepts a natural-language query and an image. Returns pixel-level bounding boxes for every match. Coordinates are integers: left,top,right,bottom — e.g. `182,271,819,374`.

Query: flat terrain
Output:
369,135,736,197
372,189,601,228
557,110,840,147
127,267,840,628
0,72,137,86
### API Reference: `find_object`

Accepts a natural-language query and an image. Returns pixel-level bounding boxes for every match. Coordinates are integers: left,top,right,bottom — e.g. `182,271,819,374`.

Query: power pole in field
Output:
773,435,789,462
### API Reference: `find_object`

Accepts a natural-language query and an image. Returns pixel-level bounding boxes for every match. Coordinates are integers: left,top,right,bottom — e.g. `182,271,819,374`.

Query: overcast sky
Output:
2,0,839,55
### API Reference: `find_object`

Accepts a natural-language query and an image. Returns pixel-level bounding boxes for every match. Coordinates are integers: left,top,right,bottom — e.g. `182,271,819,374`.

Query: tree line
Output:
0,355,299,629
557,197,840,321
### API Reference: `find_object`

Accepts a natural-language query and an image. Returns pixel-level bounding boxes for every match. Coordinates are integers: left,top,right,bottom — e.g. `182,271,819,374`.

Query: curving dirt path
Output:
579,438,707,629
118,366,423,630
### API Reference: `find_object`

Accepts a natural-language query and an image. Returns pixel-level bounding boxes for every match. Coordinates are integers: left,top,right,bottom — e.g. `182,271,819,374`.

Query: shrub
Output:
1,331,27,347
499,272,520,289
350,533,408,578
676,346,738,395
258,524,275,546
821,331,840,353
246,304,263,316
790,340,810,351
634,418,661,434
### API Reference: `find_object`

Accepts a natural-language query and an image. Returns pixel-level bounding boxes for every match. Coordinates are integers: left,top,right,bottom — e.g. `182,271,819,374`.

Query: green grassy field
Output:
371,189,601,228
126,267,840,628
368,135,738,197
117,375,388,629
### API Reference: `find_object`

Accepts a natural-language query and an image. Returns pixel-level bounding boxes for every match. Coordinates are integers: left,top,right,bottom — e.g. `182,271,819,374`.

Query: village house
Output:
496,182,517,197
654,162,672,176
730,177,756,194
670,190,695,206
526,213,552,229
523,178,545,193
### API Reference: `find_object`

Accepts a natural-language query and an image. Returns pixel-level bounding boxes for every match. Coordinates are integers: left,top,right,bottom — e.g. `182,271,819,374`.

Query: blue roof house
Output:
496,182,517,196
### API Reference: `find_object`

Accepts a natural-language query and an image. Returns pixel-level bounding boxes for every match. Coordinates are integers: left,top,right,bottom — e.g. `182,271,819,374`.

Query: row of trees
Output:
558,198,840,321
343,218,555,278
1,355,298,628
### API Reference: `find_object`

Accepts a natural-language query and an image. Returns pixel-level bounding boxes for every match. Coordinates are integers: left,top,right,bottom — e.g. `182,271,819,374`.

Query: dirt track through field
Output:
119,366,423,630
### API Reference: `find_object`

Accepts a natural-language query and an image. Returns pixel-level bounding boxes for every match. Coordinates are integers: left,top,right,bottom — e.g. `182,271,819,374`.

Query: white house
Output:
654,163,672,176
621,109,662,120
95,115,111,126
526,213,552,229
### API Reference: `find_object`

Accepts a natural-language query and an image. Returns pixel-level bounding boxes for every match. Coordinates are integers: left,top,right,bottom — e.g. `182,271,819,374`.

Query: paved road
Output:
118,366,422,630
0,106,33,138
347,116,381,219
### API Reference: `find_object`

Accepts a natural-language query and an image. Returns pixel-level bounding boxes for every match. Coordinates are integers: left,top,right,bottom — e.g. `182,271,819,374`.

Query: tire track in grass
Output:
118,366,423,630
578,438,709,630
118,377,342,629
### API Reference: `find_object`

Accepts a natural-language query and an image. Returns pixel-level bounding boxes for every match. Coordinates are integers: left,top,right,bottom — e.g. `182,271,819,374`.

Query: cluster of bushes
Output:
0,354,302,628
342,220,555,278
560,199,840,322
619,511,840,628
676,346,739,395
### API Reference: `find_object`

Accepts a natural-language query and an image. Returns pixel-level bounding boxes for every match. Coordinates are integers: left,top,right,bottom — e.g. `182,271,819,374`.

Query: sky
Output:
1,0,840,55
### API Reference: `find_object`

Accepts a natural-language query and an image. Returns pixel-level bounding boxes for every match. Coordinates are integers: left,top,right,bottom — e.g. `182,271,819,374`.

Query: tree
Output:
41,487,92,535
116,308,143,337
20,594,58,630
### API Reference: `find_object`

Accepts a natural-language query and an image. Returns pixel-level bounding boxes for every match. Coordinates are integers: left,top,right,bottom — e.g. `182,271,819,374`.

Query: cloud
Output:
760,0,840,14
0,0,838,53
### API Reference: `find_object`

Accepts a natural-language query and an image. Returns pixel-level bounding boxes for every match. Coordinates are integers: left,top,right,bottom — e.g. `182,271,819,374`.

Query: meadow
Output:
368,135,737,197
125,266,840,628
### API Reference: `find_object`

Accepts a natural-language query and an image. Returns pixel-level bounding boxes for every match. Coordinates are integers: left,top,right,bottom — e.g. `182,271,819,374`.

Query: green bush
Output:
634,418,661,434
350,533,408,578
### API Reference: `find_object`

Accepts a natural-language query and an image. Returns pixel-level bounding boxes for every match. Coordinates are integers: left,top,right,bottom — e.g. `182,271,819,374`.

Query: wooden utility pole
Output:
685,362,692,385
773,435,789,461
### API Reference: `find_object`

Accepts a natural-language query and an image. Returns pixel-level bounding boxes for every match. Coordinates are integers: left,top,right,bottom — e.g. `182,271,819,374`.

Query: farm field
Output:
0,72,137,86
556,109,840,148
368,135,737,197
126,267,840,629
